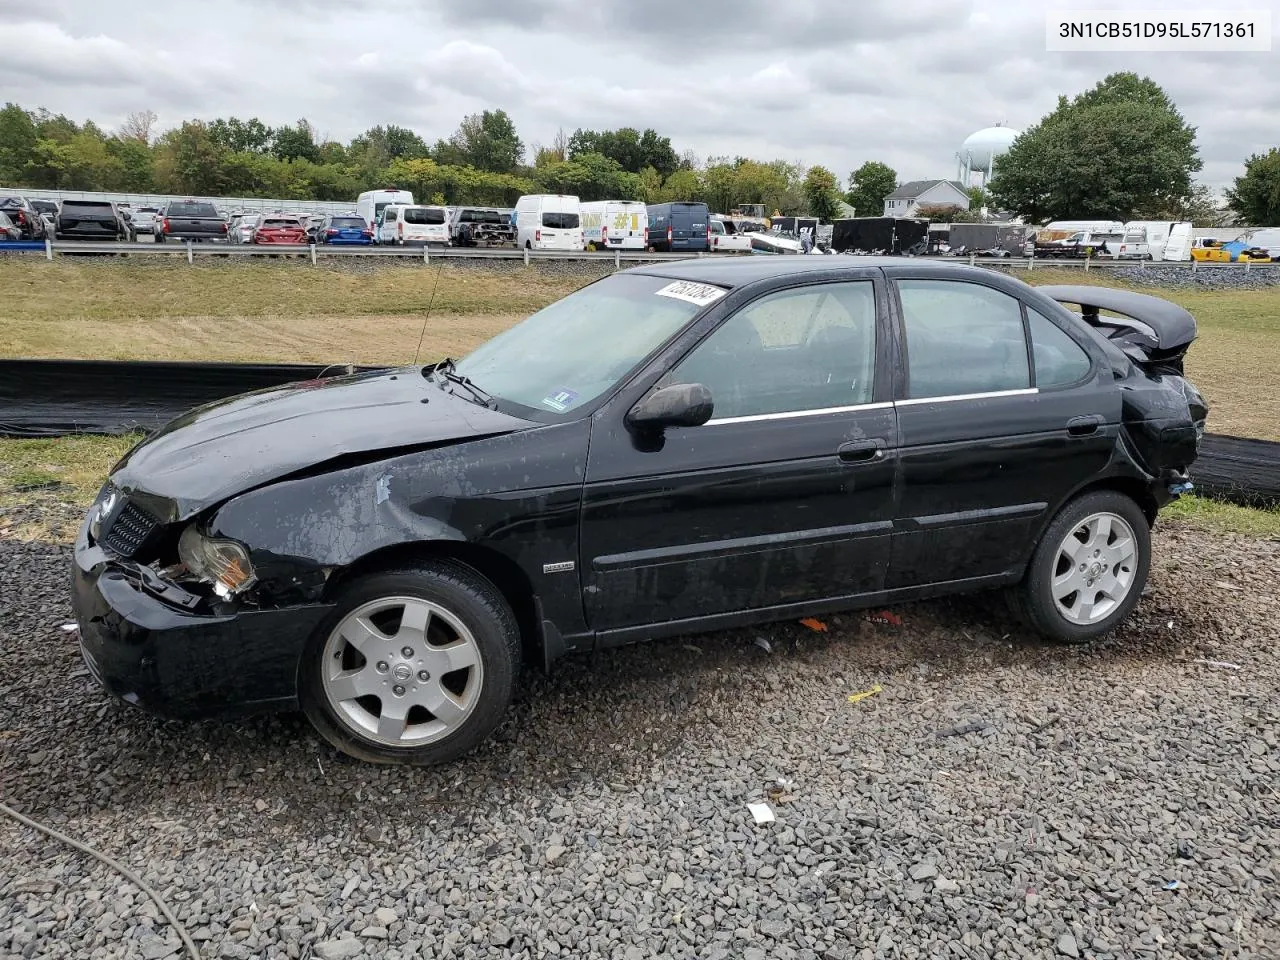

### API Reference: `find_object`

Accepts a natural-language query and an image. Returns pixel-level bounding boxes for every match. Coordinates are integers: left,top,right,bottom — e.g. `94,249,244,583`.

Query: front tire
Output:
1013,491,1151,643
299,562,521,765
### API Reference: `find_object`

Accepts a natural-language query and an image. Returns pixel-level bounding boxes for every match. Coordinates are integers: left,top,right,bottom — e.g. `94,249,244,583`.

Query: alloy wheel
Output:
320,596,484,747
1051,511,1138,625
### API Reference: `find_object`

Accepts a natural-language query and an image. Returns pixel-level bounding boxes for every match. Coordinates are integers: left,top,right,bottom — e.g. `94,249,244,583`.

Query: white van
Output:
356,188,415,242
378,204,450,246
515,194,584,251
1125,220,1193,261
580,200,647,251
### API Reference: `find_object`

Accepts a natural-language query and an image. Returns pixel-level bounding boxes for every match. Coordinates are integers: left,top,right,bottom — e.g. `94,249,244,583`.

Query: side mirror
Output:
626,383,714,433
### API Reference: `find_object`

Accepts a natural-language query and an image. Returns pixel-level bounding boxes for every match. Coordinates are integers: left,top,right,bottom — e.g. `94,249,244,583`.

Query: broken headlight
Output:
178,525,257,598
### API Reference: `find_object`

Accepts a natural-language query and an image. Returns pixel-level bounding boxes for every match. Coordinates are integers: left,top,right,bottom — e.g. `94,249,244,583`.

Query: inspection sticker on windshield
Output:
541,388,579,412
655,280,727,307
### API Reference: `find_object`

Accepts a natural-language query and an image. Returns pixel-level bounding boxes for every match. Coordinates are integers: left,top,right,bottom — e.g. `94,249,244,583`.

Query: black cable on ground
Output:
0,800,201,960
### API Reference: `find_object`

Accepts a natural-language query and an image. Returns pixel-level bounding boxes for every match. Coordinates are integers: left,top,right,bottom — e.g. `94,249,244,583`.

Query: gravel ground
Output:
1107,265,1280,291
2,525,1278,960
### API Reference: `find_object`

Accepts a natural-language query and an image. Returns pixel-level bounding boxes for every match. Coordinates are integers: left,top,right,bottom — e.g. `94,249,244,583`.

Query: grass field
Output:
1,258,1278,542
0,258,588,364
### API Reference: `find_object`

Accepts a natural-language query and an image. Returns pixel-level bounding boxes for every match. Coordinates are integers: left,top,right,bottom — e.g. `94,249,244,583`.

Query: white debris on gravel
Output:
1,526,1278,959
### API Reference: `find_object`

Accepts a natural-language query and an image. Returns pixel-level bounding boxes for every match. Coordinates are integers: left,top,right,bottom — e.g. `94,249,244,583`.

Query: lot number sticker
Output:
655,280,727,307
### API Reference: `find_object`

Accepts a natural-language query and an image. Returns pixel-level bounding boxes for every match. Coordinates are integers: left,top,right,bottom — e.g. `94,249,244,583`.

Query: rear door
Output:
670,203,708,249
885,271,1119,588
581,272,898,631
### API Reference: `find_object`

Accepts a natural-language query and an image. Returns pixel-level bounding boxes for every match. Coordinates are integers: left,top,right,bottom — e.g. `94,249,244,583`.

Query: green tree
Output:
1226,148,1280,226
966,185,989,211
846,161,897,217
659,168,702,203
989,72,1201,221
802,165,841,221
107,137,155,191
208,116,274,154
567,127,678,177
272,119,320,163
0,104,39,183
155,121,229,194
438,110,523,173
916,204,982,224
349,124,429,166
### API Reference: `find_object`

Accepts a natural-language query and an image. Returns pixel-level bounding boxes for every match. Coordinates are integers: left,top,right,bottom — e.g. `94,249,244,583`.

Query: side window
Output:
1028,308,1092,387
672,282,877,419
386,209,398,222
898,280,1029,399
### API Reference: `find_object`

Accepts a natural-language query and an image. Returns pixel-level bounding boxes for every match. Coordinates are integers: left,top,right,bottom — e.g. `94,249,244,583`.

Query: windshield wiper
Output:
428,358,495,408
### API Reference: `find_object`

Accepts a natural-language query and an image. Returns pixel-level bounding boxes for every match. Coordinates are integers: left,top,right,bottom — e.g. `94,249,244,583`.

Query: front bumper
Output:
72,528,332,720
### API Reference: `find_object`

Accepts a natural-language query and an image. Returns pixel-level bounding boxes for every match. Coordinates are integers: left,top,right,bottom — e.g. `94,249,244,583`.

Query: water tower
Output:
957,124,1019,185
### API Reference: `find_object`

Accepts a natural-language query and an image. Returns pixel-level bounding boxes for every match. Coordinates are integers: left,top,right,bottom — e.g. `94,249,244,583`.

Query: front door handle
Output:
1067,415,1103,437
837,439,884,463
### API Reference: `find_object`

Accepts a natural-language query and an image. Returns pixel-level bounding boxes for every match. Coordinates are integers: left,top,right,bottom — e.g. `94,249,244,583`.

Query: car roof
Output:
628,255,982,287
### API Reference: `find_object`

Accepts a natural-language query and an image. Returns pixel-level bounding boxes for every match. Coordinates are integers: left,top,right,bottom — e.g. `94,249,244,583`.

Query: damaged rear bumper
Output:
72,528,332,720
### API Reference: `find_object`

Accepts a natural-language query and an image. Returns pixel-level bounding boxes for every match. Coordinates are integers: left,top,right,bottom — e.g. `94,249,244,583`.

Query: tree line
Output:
0,103,844,215
1,73,1276,225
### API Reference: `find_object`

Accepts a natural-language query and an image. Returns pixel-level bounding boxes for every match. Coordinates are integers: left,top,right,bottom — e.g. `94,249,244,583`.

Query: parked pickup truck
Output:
1029,230,1121,259
154,200,228,243
55,200,133,241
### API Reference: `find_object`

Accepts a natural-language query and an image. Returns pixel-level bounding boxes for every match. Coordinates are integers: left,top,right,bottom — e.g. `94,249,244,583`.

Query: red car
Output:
252,216,307,244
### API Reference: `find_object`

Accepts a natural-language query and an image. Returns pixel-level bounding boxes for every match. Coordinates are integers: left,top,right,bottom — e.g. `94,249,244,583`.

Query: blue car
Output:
319,214,373,245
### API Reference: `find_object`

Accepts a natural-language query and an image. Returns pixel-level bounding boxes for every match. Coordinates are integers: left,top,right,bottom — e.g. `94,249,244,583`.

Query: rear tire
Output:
299,562,521,765
1012,491,1150,643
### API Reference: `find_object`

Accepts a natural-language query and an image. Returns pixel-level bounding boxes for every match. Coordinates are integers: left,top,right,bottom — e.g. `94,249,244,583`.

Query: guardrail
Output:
3,238,1280,271
0,238,699,265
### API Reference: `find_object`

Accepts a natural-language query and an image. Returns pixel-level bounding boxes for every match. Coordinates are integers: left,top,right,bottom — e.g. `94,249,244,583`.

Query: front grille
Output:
102,500,161,559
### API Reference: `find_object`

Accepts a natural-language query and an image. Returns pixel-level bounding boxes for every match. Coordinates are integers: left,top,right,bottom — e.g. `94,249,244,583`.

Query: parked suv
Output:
55,200,133,241
0,196,50,240
72,259,1207,765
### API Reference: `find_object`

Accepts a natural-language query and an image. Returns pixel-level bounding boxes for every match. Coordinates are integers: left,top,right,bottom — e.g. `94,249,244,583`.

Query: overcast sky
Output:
0,0,1274,192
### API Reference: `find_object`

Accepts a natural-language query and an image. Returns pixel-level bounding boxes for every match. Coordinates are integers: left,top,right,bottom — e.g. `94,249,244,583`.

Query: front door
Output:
581,275,898,633
885,273,1120,588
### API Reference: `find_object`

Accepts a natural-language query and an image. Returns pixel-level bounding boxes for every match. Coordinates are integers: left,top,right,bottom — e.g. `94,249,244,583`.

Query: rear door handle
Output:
837,439,885,463
1067,415,1103,437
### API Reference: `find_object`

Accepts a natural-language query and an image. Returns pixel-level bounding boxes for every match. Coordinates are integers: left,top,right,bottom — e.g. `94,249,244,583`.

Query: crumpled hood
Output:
110,367,532,518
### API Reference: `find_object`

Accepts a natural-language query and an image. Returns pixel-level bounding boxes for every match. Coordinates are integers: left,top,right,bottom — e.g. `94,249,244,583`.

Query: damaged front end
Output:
73,481,335,717
1037,285,1209,496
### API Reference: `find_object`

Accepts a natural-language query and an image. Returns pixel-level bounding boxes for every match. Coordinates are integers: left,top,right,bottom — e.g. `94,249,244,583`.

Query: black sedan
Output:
72,259,1208,764
0,196,49,240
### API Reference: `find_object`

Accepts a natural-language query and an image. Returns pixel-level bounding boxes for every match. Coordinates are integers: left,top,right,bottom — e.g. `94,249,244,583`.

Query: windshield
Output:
404,207,446,225
331,217,366,228
61,201,114,213
262,218,299,227
541,211,580,229
453,273,719,418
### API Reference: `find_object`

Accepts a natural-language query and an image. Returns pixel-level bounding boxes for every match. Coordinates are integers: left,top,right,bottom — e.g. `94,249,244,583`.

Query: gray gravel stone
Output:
1057,932,1080,957
2,531,1279,960
313,938,364,960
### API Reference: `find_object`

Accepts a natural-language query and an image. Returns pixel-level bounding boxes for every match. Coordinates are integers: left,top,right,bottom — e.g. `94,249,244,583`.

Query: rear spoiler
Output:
1035,285,1196,364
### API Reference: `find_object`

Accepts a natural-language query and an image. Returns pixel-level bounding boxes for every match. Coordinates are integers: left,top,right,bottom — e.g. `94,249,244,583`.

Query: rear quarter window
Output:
1027,309,1092,387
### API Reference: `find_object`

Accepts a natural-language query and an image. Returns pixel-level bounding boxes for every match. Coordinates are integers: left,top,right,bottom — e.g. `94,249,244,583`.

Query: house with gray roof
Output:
883,180,971,217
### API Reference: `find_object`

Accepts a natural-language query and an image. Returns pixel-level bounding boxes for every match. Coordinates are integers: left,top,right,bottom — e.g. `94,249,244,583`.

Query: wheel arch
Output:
323,540,543,669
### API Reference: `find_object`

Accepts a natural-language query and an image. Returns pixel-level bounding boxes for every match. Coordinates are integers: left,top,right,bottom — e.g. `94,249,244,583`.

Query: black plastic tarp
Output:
1191,434,1280,509
830,217,928,255
0,359,385,437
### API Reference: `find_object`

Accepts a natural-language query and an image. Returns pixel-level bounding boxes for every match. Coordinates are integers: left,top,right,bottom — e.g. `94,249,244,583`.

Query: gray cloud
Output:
0,0,1271,191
